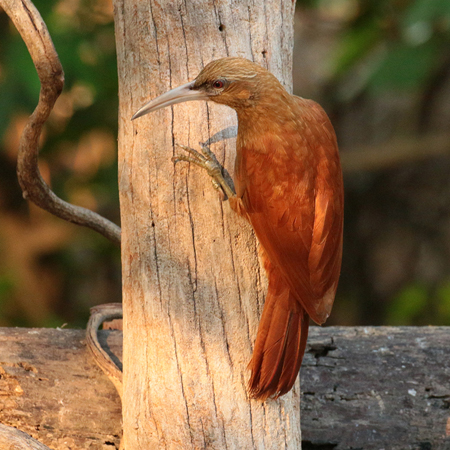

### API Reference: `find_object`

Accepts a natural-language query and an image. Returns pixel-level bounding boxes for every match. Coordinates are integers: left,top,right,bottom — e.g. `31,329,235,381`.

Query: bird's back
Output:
234,95,343,324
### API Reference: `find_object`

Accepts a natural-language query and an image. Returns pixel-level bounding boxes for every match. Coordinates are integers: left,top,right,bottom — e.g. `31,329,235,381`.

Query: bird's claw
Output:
199,142,216,159
173,144,205,163
173,143,236,200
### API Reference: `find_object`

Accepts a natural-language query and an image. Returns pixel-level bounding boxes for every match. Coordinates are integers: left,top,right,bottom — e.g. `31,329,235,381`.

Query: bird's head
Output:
132,57,285,120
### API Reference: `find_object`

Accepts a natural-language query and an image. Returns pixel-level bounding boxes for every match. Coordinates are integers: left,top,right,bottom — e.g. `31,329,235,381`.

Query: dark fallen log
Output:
0,326,449,449
301,327,450,450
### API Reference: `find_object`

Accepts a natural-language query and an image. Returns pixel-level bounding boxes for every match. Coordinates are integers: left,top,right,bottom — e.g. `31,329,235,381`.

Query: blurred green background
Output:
0,0,450,328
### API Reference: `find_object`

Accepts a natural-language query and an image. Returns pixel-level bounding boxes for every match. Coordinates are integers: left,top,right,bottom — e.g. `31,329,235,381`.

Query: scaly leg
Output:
173,143,236,200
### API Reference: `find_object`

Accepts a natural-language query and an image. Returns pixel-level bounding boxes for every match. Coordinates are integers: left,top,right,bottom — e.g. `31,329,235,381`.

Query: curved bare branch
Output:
1,0,121,245
86,303,123,399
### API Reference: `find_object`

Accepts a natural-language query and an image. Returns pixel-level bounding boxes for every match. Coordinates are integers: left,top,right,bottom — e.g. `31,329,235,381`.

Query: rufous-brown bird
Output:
132,57,343,400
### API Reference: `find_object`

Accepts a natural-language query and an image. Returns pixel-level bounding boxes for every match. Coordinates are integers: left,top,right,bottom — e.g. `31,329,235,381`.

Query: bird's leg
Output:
173,143,236,200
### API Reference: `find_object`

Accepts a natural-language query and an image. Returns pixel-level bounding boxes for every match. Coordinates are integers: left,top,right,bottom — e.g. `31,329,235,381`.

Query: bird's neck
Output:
235,92,297,150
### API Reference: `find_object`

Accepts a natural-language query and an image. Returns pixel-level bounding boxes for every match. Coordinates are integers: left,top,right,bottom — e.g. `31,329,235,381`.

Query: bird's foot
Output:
173,143,236,200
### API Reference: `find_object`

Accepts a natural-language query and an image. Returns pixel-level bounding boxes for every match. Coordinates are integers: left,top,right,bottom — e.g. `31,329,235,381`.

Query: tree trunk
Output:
113,1,298,448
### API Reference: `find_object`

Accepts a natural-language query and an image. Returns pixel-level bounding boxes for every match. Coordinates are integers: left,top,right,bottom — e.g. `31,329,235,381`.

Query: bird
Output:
132,57,344,400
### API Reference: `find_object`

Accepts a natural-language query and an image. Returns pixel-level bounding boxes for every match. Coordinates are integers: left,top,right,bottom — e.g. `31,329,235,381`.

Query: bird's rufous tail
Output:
247,270,309,400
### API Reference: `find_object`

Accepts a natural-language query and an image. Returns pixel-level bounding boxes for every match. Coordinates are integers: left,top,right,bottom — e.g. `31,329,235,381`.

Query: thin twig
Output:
1,0,121,245
341,132,450,174
86,303,124,399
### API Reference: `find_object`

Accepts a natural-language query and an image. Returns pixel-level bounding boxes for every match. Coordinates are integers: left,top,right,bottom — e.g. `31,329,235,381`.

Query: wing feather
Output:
236,97,343,325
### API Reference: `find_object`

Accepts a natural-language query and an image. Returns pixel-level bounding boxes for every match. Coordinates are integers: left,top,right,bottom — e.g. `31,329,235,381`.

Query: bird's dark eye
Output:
212,79,225,89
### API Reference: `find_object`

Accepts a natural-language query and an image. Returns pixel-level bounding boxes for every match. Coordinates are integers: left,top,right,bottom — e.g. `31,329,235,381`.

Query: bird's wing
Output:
236,99,343,324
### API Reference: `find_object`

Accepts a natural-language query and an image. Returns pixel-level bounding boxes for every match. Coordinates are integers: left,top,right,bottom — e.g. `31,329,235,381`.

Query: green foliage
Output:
0,274,14,305
299,0,450,96
386,280,450,326
387,283,429,325
332,20,381,78
403,0,450,24
366,0,450,92
369,42,441,92
436,280,450,323
0,0,118,141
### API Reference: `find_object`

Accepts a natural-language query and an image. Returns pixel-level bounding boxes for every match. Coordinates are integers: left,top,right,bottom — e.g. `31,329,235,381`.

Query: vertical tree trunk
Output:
113,1,298,448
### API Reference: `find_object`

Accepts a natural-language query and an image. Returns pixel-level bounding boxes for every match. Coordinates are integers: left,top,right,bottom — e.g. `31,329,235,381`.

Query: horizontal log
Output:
0,326,449,449
0,327,122,449
301,326,450,450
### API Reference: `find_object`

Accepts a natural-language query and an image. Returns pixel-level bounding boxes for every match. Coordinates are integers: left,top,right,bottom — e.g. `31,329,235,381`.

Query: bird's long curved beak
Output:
131,81,208,120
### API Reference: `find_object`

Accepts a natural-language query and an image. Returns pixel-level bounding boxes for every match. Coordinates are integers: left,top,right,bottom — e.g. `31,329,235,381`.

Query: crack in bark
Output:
307,339,337,358
212,0,229,57
148,0,161,66
206,344,229,450
247,401,257,449
194,299,227,449
167,310,195,449
21,1,40,35
262,1,269,69
178,0,191,76
185,154,198,293
146,156,163,303
214,277,233,369
247,5,255,61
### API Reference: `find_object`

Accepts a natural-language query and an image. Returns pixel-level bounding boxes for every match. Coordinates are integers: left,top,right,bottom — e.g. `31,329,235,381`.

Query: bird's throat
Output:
236,99,297,152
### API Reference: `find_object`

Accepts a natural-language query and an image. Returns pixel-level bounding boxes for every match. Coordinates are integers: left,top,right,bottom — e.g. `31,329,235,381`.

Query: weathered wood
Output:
113,0,297,448
0,328,122,449
301,326,450,450
0,424,52,450
1,327,450,449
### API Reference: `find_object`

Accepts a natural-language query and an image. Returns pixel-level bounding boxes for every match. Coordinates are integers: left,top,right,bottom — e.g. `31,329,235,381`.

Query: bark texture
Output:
302,327,450,450
0,424,52,450
0,328,121,449
113,1,297,448
1,327,450,449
